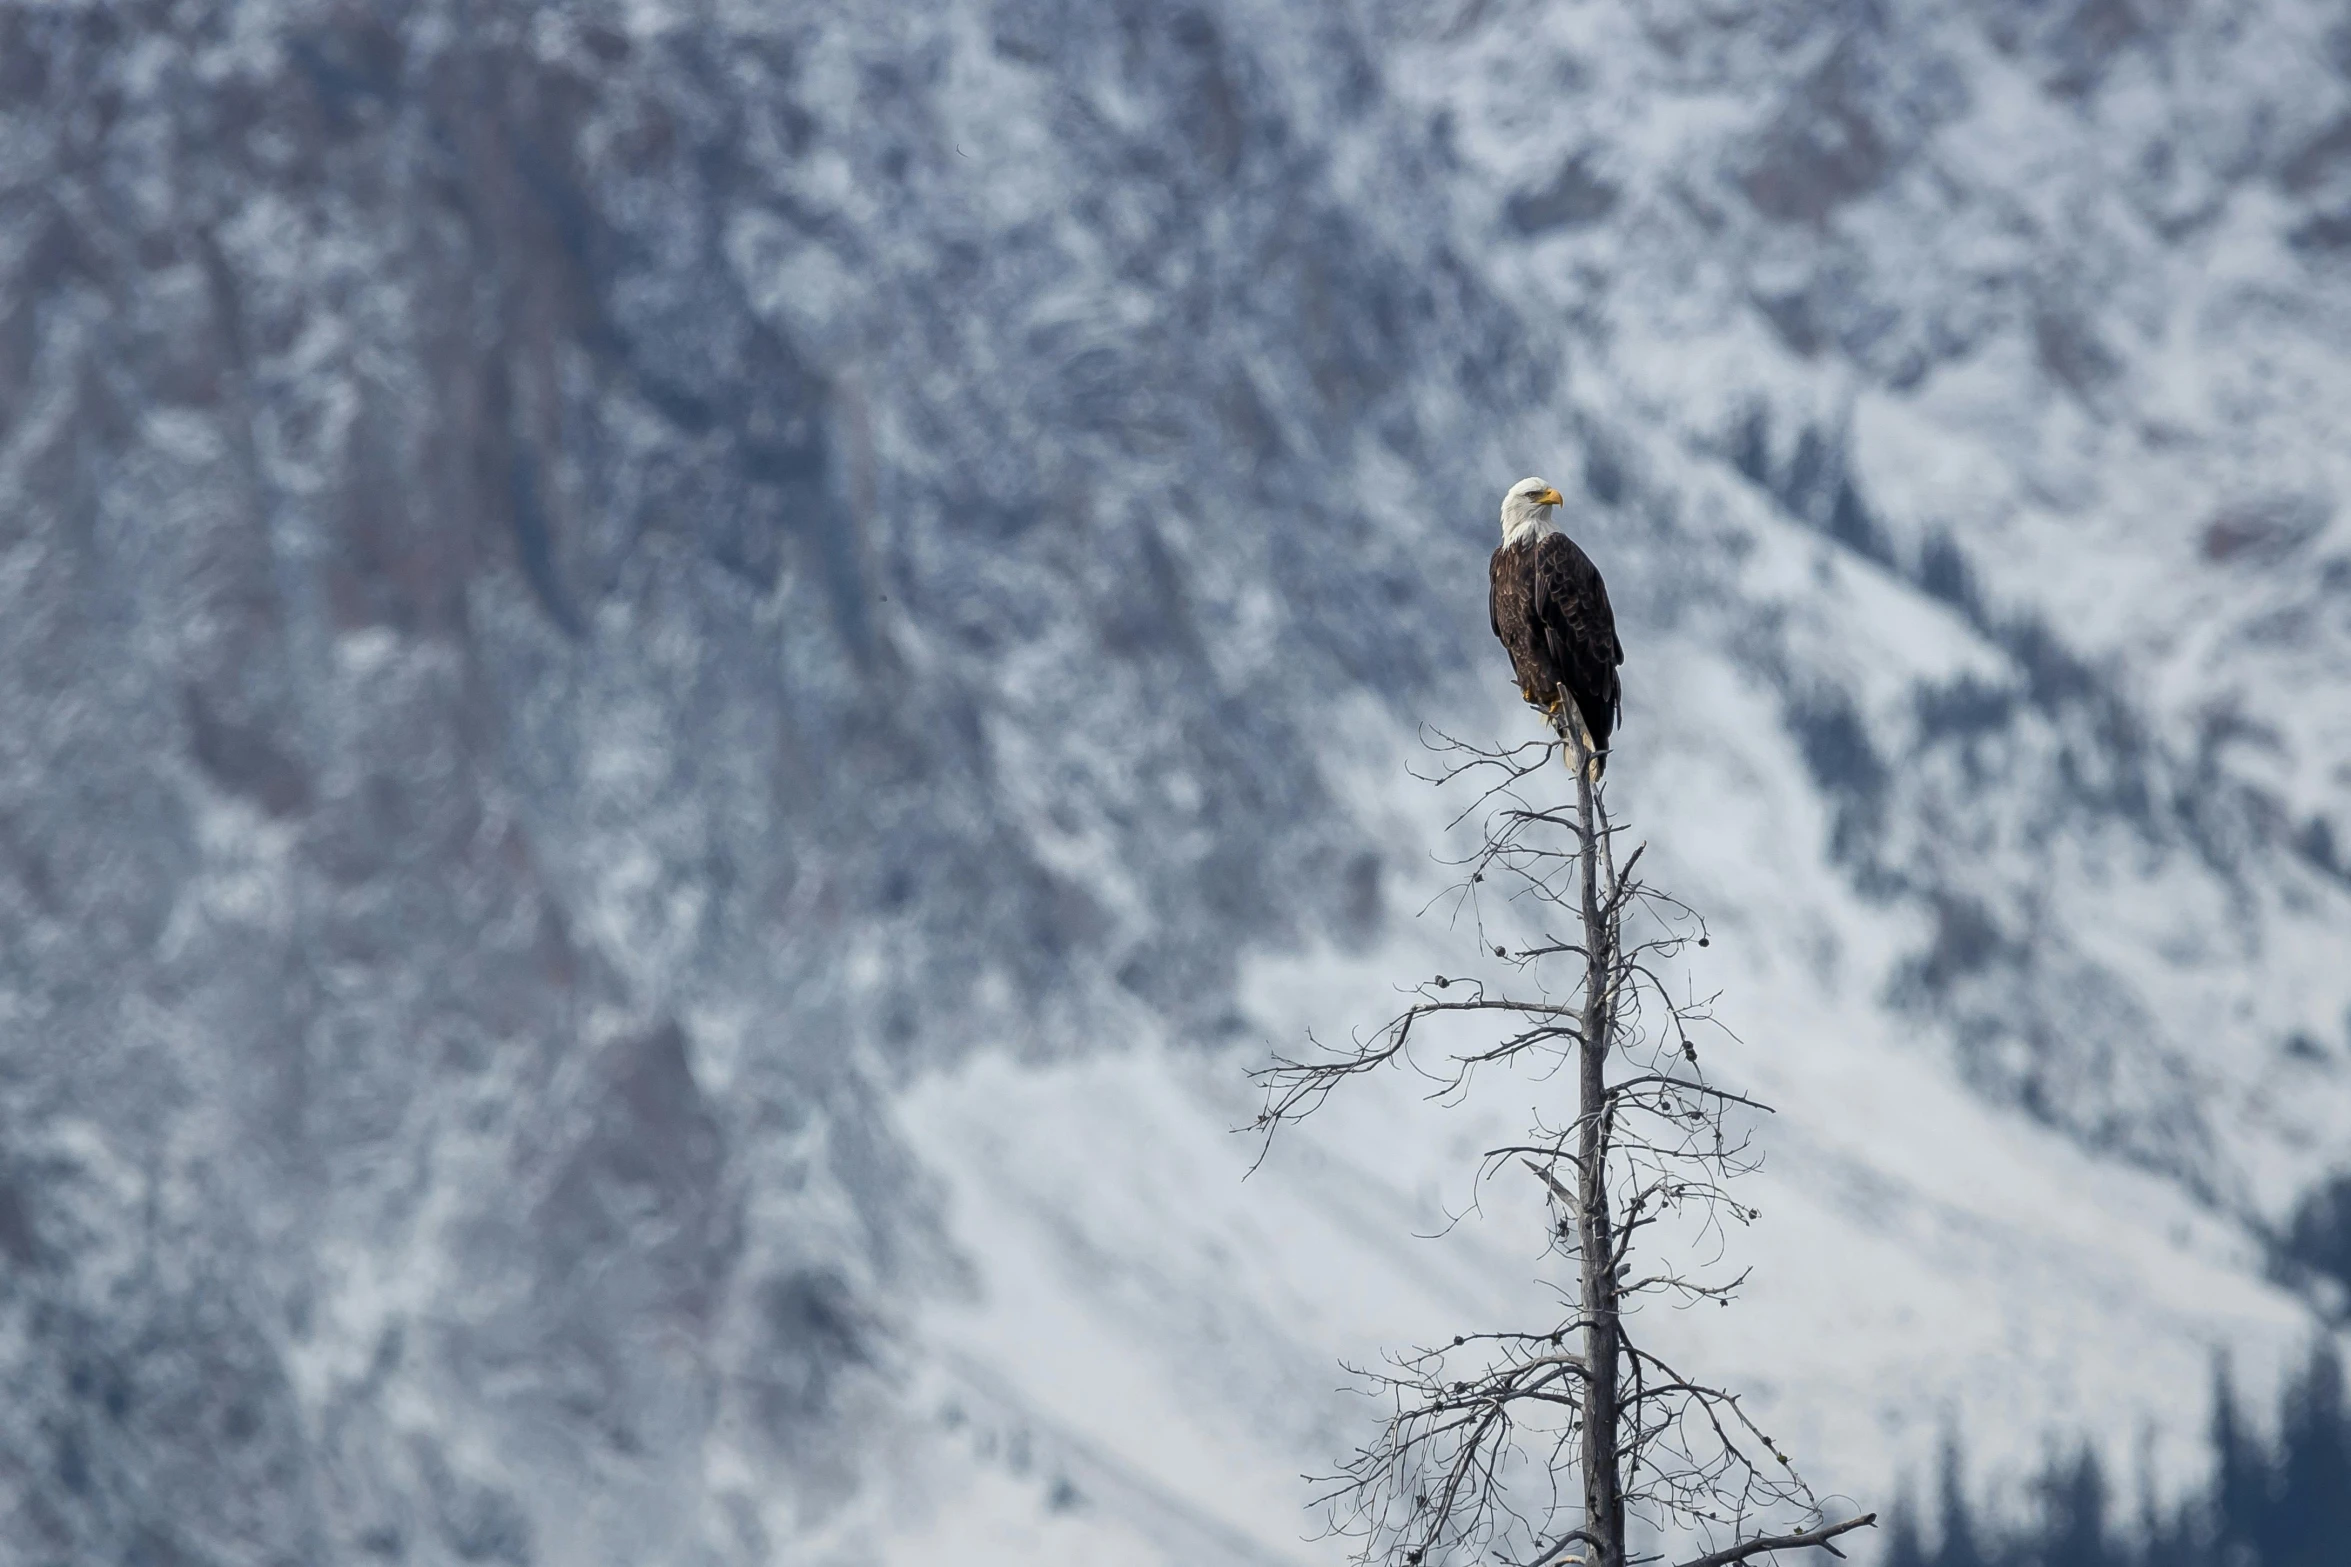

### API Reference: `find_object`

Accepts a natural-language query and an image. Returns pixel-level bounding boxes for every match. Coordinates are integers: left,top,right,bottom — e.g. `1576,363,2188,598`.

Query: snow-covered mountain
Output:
1,1,2347,1561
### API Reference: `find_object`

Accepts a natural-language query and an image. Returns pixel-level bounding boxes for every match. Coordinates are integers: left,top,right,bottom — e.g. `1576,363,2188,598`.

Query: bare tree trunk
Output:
1251,715,1874,1567
1569,718,1624,1567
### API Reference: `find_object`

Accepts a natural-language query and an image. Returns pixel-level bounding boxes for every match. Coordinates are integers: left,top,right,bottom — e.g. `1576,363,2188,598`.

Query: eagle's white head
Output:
1500,476,1566,547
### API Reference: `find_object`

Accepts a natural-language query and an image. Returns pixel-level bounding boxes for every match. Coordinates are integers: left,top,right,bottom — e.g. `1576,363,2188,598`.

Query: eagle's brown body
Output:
1489,528,1623,772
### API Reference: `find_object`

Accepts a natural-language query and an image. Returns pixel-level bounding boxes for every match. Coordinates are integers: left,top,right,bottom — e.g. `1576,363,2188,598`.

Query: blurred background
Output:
3,1,2350,1562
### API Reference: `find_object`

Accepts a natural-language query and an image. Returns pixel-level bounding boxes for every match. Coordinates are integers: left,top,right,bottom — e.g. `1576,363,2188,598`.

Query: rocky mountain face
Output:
0,1,2347,1562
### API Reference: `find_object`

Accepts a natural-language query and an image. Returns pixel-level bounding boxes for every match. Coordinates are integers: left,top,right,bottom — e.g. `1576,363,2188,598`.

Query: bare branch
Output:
1670,1513,1878,1567
1523,1156,1580,1213
1605,1075,1776,1115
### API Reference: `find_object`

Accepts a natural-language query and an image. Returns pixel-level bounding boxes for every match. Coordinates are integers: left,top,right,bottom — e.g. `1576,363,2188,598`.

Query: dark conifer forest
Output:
1886,1346,2351,1567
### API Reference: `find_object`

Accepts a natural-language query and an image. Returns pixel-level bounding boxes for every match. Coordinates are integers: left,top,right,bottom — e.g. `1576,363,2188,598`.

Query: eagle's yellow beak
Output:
1535,487,1564,507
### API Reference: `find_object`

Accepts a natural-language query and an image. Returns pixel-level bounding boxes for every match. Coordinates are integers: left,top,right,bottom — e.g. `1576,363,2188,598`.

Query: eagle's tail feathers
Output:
1548,685,1608,783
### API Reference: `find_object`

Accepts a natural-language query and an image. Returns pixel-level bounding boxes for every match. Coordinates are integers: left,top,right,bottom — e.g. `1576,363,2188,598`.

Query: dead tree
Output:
1253,711,1873,1567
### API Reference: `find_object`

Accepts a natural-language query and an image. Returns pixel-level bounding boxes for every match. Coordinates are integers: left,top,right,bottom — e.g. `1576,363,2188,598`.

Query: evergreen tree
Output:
2030,1446,2110,1567
2133,1433,2199,1567
1884,1488,1929,1567
2211,1353,2265,1567
2270,1343,2351,1567
1934,1435,1987,1567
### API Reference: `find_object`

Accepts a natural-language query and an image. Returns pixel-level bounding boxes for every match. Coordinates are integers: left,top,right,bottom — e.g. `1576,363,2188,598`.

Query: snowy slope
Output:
869,662,2324,1564
0,0,2347,1562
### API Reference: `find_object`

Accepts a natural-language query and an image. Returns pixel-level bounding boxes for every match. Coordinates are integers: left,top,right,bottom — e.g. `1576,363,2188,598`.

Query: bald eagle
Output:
1489,476,1622,776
